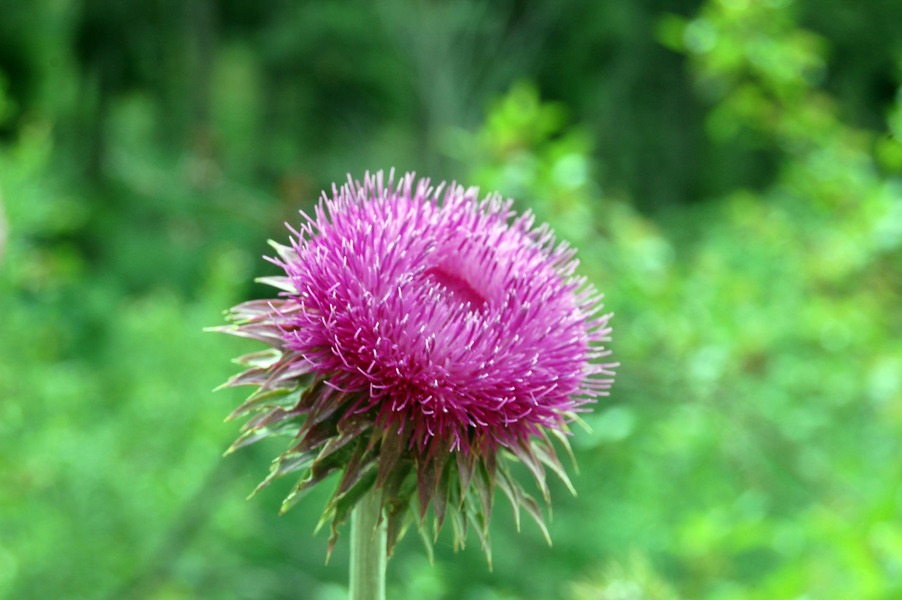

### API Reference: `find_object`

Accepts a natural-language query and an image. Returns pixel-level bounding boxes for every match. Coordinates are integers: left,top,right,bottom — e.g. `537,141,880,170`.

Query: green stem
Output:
349,488,386,600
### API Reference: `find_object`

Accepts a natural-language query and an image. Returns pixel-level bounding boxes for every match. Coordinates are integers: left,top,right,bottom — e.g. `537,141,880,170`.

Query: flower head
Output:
215,171,615,561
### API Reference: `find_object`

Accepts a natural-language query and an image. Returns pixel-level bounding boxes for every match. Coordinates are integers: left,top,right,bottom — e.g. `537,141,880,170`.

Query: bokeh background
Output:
2,1,901,598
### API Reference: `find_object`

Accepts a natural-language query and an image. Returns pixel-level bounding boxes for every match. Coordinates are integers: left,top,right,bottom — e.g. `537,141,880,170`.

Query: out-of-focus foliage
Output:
1,0,901,598
568,554,680,600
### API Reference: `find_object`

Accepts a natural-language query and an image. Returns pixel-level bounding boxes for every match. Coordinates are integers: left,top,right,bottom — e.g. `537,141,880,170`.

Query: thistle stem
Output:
349,488,386,600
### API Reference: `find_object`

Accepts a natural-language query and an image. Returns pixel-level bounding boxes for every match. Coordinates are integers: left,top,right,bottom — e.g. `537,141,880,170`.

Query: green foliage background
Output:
1,1,901,598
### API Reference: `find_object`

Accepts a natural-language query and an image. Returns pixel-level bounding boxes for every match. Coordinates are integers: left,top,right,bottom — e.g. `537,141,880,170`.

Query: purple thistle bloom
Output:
215,170,615,561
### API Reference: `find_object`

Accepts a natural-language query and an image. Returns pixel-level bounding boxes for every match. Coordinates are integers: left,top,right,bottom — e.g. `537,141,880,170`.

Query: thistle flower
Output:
214,170,615,562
